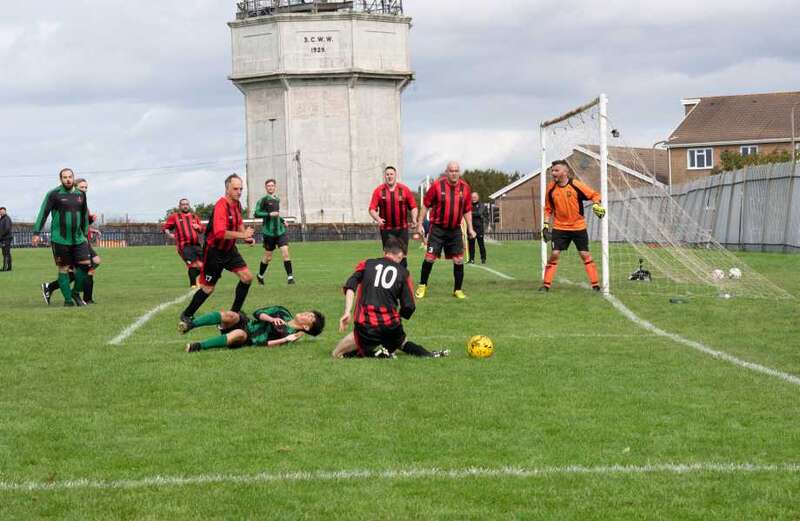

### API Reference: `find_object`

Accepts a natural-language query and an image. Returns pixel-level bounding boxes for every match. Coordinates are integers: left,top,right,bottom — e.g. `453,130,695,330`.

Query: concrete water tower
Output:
229,0,414,223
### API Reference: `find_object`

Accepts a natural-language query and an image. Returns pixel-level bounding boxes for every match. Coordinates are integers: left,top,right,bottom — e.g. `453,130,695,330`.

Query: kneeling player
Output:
182,305,325,352
333,237,448,359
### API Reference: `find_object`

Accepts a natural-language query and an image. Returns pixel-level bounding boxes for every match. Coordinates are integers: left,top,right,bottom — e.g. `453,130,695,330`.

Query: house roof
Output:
489,169,541,200
668,91,800,147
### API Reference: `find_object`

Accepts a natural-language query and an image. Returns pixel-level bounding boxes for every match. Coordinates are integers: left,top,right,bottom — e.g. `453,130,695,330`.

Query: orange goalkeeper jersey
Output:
544,179,601,231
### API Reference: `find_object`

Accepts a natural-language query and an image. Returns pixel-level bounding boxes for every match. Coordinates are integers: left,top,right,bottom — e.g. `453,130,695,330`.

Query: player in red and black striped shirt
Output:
415,161,476,299
163,198,204,288
368,166,418,268
180,174,256,326
332,237,448,359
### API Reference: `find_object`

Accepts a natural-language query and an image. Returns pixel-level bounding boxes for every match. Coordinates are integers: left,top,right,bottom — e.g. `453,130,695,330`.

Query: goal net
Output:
539,95,791,299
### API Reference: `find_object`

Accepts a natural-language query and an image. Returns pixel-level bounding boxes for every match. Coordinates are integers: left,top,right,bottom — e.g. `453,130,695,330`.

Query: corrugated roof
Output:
668,91,800,146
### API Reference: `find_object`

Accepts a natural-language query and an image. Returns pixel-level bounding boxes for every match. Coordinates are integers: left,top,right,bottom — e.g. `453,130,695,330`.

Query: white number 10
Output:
374,264,398,289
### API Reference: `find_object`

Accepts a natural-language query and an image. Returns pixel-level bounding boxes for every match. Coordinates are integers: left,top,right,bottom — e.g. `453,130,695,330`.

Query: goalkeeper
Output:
180,305,325,352
539,160,605,292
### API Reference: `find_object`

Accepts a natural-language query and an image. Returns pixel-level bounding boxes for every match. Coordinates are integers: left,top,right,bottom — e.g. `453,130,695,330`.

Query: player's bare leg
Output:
332,333,357,359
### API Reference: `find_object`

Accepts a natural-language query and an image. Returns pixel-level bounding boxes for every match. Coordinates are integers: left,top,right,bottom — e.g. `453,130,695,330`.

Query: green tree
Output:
462,169,522,199
163,202,215,221
713,149,792,174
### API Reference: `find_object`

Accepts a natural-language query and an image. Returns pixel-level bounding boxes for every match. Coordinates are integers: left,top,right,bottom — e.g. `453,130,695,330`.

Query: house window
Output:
688,148,713,170
740,145,758,156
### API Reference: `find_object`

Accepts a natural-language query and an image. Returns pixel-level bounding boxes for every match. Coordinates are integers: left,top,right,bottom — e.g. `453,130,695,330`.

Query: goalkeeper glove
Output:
541,224,552,243
592,203,606,219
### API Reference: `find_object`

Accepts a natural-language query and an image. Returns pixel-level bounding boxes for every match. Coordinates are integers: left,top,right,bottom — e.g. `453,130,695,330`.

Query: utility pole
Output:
295,150,307,242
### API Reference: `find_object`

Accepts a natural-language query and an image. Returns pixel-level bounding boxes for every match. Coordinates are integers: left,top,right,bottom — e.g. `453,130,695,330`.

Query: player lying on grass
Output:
333,236,449,359
181,305,325,352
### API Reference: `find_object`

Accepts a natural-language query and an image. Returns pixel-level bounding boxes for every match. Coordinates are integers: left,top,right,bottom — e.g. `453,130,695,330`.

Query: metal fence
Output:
586,162,800,253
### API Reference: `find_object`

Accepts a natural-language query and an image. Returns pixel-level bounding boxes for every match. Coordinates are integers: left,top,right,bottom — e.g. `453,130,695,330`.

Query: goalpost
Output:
538,94,790,300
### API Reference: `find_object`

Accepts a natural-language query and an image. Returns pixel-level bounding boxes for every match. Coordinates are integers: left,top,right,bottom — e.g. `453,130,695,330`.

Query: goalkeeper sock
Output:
183,289,210,318
420,260,434,285
453,263,464,291
401,341,433,357
582,255,599,287
199,335,229,350
283,260,293,276
543,259,559,288
73,265,89,293
231,281,250,312
259,262,268,276
58,272,73,303
192,311,222,328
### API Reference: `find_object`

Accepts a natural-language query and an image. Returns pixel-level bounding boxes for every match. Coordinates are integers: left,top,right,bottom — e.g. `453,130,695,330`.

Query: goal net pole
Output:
599,93,610,295
539,124,548,279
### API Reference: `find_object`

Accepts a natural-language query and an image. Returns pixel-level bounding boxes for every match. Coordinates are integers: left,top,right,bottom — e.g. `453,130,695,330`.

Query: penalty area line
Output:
1,462,798,493
107,290,194,346
467,263,516,280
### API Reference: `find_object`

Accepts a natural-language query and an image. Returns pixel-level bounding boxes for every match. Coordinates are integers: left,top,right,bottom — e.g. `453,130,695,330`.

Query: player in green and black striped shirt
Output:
254,179,295,285
32,168,91,306
181,305,325,352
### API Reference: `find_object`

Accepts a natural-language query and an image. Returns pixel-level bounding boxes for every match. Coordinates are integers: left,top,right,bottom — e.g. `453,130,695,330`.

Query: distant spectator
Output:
0,207,12,272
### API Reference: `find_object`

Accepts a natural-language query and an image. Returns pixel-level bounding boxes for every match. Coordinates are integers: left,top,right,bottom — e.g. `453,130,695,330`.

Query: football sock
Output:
47,279,60,294
199,335,229,350
188,268,199,287
543,259,558,288
73,265,89,293
83,274,94,301
259,262,268,276
453,264,464,291
231,281,251,312
420,260,433,285
58,272,73,303
401,341,433,357
184,289,210,317
583,255,599,286
284,260,293,276
192,311,222,328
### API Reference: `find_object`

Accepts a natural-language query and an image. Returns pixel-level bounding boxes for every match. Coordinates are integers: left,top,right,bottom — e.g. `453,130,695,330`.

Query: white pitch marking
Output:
467,264,516,280
2,463,798,493
603,292,800,387
107,290,194,346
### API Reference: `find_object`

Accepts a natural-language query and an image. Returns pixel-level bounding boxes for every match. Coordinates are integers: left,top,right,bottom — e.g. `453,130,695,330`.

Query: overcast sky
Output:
1,0,799,221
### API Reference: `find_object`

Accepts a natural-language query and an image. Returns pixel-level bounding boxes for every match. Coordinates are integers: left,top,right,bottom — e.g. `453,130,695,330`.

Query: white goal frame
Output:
539,94,610,295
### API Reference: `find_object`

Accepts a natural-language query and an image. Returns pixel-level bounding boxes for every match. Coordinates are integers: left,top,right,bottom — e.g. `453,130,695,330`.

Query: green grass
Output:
1,241,799,519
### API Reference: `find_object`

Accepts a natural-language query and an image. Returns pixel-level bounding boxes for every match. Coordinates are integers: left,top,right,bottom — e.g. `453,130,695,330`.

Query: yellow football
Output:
467,335,494,359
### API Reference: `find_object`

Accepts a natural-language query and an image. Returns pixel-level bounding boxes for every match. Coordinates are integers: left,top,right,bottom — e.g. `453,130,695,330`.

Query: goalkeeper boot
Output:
41,282,52,305
592,285,601,292
453,290,467,299
185,342,201,353
178,314,194,334
538,285,549,292
431,349,450,358
415,284,427,299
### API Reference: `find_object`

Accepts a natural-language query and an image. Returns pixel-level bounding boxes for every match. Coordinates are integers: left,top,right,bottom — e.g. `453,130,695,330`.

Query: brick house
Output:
666,91,800,186
489,147,667,231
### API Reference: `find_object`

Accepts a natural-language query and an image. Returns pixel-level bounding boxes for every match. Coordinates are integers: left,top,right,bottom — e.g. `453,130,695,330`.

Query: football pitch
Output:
1,240,798,519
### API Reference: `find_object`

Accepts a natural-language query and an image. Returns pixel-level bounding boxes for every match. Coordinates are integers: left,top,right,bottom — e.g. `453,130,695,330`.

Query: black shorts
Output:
380,228,409,253
180,244,203,265
426,224,464,259
220,311,252,347
52,242,91,267
199,245,247,287
263,234,289,251
551,229,590,252
354,323,406,357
